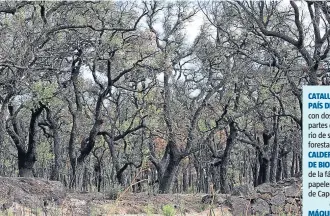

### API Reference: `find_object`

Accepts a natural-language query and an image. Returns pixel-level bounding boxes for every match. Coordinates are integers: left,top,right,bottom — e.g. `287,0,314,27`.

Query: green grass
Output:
162,204,176,216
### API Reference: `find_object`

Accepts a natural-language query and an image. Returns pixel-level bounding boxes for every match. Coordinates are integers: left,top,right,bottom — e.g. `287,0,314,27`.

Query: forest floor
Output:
61,192,231,215
0,177,301,215
0,177,231,216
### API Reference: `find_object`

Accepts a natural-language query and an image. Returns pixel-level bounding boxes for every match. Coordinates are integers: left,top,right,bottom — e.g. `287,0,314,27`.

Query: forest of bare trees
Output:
0,1,329,195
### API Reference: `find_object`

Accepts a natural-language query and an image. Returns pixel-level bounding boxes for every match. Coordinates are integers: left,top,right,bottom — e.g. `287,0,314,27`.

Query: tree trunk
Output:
182,165,188,192
219,121,237,193
158,156,180,194
283,150,289,179
256,131,273,185
270,107,280,183
0,94,13,148
257,156,269,185
276,157,282,181
7,103,45,178
51,129,60,181
94,163,102,192
103,133,142,186
69,161,78,190
295,154,299,175
45,107,61,181
291,150,295,177
253,154,259,187
82,166,88,192
203,167,209,193
105,135,124,185
116,163,132,186
18,151,35,177
243,151,247,184
298,155,302,174
68,109,78,189
188,163,194,192
270,132,279,183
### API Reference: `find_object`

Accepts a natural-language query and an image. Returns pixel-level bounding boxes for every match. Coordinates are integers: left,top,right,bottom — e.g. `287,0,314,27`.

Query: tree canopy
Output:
0,0,327,194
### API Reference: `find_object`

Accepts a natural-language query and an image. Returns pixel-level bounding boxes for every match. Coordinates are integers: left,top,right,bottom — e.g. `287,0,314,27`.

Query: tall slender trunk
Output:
182,164,189,192
270,108,280,183
243,151,247,183
94,163,102,192
51,128,61,180
276,157,282,181
253,154,259,187
219,121,237,193
283,150,289,179
297,155,301,174
68,110,78,189
45,107,61,181
82,166,89,192
291,150,295,177
270,130,279,182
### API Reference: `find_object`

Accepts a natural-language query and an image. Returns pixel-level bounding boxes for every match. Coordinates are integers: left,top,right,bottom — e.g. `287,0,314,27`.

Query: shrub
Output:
162,204,176,216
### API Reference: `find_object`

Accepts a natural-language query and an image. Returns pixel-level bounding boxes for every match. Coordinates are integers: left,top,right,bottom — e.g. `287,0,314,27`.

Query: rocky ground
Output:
202,177,302,215
0,177,301,215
